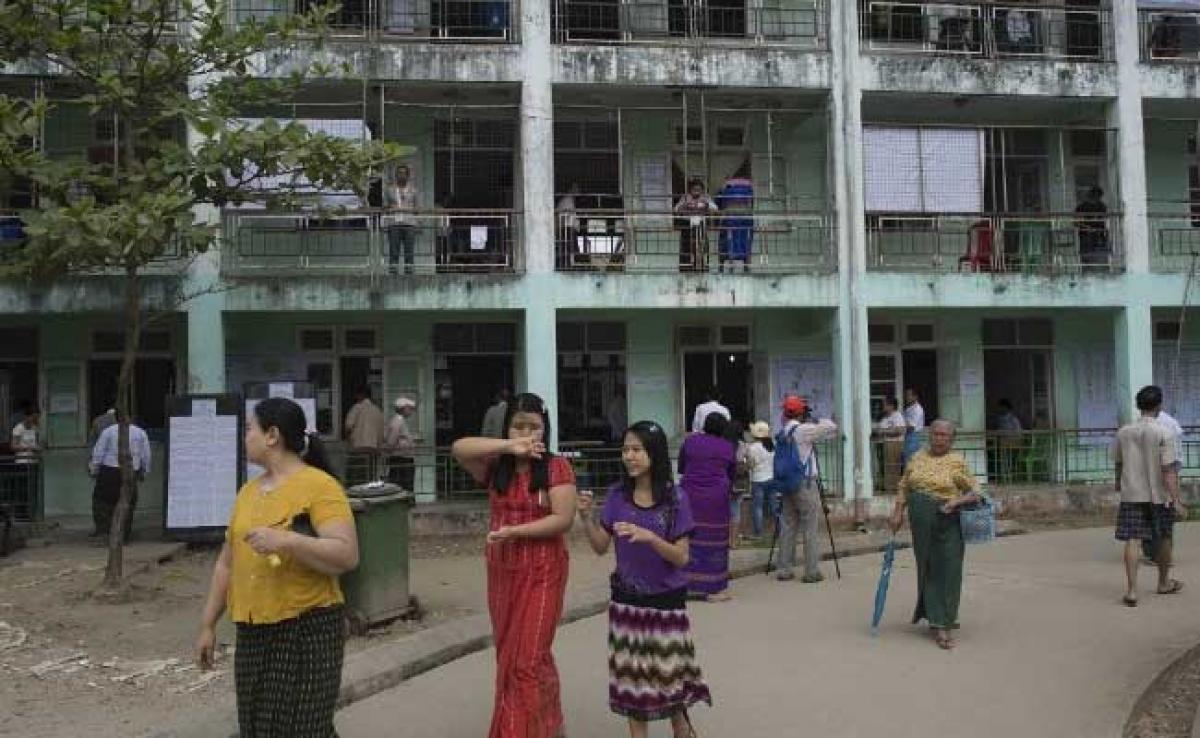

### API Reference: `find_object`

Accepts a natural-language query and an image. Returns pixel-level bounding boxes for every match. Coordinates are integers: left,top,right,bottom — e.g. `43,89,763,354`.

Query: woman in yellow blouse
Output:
195,398,359,737
889,419,981,650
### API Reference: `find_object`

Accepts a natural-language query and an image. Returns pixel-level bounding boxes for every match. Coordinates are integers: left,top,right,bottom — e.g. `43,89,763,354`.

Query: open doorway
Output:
435,355,515,447
983,349,1053,431
87,358,176,432
901,349,940,421
682,351,752,429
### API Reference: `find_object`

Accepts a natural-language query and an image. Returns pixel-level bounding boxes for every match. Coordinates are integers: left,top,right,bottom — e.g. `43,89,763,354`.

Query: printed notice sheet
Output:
167,414,240,529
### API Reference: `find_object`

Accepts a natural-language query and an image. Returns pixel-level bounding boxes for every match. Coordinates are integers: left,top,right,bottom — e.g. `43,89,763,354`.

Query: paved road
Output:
339,526,1200,738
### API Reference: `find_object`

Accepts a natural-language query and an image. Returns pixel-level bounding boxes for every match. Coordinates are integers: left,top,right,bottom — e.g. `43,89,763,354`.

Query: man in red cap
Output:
774,394,838,583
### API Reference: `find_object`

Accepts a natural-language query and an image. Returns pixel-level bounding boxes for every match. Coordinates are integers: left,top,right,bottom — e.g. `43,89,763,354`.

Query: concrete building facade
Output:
4,0,1200,523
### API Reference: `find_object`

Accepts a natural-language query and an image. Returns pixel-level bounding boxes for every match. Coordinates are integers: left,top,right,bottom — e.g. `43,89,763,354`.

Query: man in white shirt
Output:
774,395,839,583
902,387,926,469
691,388,731,434
385,397,417,491
89,415,151,542
11,408,41,464
1144,407,1186,564
875,396,906,495
345,388,385,486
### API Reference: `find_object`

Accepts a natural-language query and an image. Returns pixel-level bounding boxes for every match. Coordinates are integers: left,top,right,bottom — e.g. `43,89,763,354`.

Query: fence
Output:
870,428,1200,495
221,209,522,276
229,0,517,40
552,0,826,47
555,211,835,274
861,2,1113,61
1141,10,1200,62
1149,214,1200,272
866,213,1124,275
0,459,42,522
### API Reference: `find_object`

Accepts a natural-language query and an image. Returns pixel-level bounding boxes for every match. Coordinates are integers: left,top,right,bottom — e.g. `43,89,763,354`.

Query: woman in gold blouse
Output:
889,419,981,650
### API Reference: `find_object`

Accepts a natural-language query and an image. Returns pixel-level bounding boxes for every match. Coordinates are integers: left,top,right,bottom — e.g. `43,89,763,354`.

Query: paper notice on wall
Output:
1075,346,1118,432
166,414,240,529
770,357,834,423
268,382,295,399
959,367,983,398
191,399,217,418
631,374,670,396
49,393,78,415
470,226,488,251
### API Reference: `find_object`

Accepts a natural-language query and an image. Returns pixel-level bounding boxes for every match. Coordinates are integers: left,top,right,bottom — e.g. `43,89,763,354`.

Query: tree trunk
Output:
102,265,142,589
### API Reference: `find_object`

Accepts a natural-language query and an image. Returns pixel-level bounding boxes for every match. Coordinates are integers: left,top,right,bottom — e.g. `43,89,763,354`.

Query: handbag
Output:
959,495,996,545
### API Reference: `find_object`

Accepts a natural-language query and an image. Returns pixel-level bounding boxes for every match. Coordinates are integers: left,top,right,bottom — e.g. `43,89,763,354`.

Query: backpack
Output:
773,426,811,493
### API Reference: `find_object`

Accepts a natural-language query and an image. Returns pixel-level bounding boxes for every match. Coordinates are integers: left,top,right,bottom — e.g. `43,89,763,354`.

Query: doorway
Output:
87,358,176,432
901,349,940,421
983,349,1053,430
683,351,752,429
435,355,514,447
338,356,385,434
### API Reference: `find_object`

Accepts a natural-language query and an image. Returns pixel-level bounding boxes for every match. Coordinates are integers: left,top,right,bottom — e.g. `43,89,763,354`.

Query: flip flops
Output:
1158,580,1185,595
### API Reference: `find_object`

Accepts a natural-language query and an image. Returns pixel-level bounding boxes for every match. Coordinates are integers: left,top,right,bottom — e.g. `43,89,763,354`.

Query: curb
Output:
166,522,1026,737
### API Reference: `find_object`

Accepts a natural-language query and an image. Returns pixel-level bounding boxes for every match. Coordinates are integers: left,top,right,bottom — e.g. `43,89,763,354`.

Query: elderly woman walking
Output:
679,413,738,601
889,420,982,650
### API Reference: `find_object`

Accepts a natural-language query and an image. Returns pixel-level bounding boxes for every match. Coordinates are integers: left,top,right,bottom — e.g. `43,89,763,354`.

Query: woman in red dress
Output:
452,392,579,738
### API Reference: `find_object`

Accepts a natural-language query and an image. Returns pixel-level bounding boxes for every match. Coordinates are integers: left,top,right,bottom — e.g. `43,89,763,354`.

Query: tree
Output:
0,0,397,591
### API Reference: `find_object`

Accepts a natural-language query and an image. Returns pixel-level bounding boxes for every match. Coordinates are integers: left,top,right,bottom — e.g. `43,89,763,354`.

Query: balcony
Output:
554,210,834,274
220,209,522,276
1150,212,1200,272
1141,8,1200,62
860,2,1113,61
229,0,516,41
552,0,827,47
866,213,1124,275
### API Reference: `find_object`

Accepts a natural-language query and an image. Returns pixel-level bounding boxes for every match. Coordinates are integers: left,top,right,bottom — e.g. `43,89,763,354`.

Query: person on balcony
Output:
675,179,717,272
1075,186,1110,269
555,183,582,269
716,174,754,273
384,163,418,276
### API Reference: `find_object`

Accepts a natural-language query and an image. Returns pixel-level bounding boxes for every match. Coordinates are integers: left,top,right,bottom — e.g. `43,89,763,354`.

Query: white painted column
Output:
519,0,555,275
185,97,226,394
1111,0,1150,273
831,0,873,512
1115,304,1155,425
523,304,559,449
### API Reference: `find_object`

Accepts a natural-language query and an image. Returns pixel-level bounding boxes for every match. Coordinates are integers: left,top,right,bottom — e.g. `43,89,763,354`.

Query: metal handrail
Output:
552,0,827,47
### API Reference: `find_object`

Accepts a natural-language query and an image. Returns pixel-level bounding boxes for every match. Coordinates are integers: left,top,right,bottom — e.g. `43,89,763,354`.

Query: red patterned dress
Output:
486,455,575,738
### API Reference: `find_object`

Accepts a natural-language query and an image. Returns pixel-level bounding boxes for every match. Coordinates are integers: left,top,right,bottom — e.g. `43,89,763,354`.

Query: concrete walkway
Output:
339,526,1200,738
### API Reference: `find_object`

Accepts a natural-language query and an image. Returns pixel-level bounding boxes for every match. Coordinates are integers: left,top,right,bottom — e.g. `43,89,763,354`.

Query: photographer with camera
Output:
773,395,837,583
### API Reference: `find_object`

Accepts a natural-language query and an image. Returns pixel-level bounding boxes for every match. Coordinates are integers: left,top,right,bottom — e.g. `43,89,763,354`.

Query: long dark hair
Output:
702,412,728,437
490,392,554,495
620,420,675,508
253,397,335,479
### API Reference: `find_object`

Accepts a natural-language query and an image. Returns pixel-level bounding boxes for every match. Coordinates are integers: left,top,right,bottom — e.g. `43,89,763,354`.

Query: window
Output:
0,329,38,360
91,330,170,354
982,319,1054,347
864,127,985,214
342,327,379,353
868,324,897,344
435,118,517,209
299,328,335,353
1156,321,1182,342
905,323,935,344
719,325,751,347
678,326,714,348
433,323,518,354
554,119,620,198
557,322,627,444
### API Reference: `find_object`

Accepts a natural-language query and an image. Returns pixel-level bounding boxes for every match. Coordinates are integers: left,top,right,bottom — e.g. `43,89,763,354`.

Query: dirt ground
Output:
0,511,1119,737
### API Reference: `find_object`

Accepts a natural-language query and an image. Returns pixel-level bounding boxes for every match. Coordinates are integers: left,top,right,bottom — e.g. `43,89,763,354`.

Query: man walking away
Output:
1113,385,1186,607
774,395,838,583
1143,407,1185,564
89,412,151,542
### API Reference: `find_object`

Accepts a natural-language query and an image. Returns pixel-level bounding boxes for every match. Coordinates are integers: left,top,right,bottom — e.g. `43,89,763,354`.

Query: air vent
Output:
343,328,378,352
719,325,751,347
906,324,935,344
868,324,896,344
715,126,745,148
1156,321,1182,342
299,328,335,352
678,326,713,348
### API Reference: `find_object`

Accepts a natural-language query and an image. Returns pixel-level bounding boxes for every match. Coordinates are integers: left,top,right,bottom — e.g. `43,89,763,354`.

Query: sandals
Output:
1158,580,1185,595
1122,595,1139,607
933,630,956,650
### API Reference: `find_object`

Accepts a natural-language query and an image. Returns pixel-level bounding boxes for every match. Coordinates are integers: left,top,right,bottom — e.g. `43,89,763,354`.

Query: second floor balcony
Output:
220,209,522,276
230,0,517,41
1141,6,1200,62
859,1,1114,62
552,0,827,47
867,212,1124,274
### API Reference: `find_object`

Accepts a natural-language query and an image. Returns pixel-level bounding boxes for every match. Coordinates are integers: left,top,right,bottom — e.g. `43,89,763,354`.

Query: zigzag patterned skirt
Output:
607,587,712,722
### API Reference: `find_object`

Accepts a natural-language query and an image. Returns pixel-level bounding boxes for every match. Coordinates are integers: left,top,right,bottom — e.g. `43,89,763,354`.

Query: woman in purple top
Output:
579,420,712,738
678,413,738,601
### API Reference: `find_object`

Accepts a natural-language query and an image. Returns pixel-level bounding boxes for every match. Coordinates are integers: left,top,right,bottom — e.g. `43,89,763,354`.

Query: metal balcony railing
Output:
220,209,522,276
1141,9,1200,62
860,1,1113,61
1150,213,1200,272
555,210,835,274
552,0,827,47
229,0,517,41
866,212,1124,275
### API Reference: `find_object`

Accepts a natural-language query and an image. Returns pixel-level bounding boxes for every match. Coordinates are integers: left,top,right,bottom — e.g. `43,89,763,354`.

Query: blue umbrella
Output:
871,538,897,635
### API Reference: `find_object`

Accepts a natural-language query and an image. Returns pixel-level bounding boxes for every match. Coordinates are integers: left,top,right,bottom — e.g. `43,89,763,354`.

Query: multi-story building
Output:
2,0,1198,524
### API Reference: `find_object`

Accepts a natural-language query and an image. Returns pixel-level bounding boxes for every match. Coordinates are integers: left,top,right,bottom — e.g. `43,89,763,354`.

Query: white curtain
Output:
864,126,984,213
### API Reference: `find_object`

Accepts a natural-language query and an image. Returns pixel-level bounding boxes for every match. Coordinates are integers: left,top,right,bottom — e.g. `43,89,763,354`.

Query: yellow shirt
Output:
226,466,354,625
898,449,978,504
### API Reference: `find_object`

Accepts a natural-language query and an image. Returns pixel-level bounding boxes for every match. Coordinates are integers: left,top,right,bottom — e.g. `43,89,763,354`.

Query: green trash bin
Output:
341,483,416,633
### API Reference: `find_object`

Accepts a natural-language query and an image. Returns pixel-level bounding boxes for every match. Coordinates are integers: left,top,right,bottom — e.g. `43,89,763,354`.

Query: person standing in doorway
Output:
385,163,418,275
679,413,738,601
10,406,40,464
773,395,838,583
89,412,151,542
875,396,906,496
195,398,359,738
691,386,730,434
902,387,926,470
481,388,511,439
344,387,384,486
1112,385,1186,607
384,397,417,491
451,393,578,738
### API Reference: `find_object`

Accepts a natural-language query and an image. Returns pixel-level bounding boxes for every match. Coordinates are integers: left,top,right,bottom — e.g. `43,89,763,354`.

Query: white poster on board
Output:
166,414,241,529
770,357,834,428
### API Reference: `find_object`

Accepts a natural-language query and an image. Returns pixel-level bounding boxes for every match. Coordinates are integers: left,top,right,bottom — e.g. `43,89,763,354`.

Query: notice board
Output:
163,394,244,541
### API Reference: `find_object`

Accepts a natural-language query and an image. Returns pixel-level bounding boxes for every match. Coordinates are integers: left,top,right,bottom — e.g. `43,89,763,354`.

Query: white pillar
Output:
523,304,559,449
1111,0,1150,273
1115,304,1154,425
520,0,555,274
